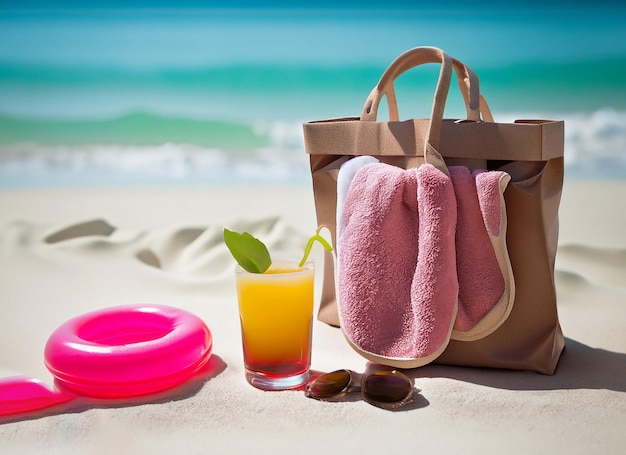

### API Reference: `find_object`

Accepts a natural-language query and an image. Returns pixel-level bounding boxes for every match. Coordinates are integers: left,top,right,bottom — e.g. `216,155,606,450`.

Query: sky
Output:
0,0,614,10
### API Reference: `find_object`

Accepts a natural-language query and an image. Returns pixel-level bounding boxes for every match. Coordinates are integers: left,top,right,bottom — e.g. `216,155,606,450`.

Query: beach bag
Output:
303,46,565,374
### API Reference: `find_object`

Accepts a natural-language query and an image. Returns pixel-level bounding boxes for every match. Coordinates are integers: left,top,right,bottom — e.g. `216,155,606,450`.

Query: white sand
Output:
0,180,625,454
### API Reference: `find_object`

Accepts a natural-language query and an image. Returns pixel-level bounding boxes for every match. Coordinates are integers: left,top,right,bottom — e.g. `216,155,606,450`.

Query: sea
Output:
1,1,625,188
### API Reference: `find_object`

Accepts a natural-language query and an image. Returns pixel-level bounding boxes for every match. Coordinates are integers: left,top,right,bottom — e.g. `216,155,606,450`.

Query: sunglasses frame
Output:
304,369,417,410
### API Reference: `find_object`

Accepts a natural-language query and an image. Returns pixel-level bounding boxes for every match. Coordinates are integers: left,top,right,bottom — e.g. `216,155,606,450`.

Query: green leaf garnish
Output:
299,228,333,267
223,228,272,273
223,226,333,274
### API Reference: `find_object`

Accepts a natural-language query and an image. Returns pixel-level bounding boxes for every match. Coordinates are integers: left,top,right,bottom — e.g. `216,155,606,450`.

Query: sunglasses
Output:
304,369,417,409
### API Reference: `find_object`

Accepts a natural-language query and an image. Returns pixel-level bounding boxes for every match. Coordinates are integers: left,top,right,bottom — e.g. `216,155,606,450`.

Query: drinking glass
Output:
235,259,314,390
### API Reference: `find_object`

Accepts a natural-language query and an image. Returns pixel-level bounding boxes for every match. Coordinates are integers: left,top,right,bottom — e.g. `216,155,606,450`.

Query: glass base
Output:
245,369,310,391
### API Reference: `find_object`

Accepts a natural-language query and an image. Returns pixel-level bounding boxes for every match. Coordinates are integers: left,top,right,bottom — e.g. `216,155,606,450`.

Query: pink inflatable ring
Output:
44,304,212,398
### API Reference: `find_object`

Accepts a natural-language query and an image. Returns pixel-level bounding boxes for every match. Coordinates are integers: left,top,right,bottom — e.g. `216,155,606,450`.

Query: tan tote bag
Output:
303,46,565,374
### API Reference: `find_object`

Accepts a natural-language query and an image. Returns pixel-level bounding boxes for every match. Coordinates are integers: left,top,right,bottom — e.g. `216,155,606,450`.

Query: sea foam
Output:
1,110,625,189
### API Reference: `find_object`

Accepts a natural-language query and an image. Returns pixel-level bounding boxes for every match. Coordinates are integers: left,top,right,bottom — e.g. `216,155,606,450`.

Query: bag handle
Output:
359,47,491,169
362,47,481,122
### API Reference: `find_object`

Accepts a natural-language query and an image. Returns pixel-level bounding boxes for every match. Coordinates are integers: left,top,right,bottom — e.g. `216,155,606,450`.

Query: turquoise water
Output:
1,3,626,187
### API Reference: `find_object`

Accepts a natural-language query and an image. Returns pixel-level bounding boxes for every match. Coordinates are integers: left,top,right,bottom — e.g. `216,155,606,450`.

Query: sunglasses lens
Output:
305,370,352,399
362,370,413,404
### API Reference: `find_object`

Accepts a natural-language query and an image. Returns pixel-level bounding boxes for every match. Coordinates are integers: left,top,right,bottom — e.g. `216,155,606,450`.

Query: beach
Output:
0,179,625,454
2,2,626,453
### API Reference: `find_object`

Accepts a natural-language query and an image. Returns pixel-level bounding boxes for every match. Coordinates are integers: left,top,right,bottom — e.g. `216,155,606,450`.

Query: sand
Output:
0,179,625,454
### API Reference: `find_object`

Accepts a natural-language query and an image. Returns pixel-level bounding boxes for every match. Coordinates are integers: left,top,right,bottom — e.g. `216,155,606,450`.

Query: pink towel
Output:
449,166,514,340
336,159,514,368
337,162,458,368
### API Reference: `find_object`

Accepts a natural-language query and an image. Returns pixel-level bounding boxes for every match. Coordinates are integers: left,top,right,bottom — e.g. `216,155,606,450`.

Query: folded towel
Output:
337,162,458,368
449,167,514,340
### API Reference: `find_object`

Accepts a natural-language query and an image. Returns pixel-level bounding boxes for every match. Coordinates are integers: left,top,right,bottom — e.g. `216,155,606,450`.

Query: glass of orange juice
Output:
235,259,314,390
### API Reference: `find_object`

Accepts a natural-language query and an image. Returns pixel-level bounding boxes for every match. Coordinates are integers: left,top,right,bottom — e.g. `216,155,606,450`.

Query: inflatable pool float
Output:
1,304,213,416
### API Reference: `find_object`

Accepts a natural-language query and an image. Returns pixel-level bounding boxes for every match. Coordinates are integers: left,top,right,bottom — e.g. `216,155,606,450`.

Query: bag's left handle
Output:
361,47,455,168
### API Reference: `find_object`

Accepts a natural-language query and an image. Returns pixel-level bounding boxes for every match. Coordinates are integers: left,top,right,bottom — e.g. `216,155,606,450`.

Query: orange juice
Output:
235,259,314,390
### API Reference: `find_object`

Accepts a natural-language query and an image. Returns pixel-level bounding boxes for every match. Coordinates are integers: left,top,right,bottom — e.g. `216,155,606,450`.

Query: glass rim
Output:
235,258,314,276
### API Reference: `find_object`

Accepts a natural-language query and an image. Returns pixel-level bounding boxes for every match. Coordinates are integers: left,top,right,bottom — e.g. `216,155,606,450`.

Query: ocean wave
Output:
1,109,625,188
561,109,626,177
2,59,625,117
2,60,624,97
0,112,271,149
0,115,311,188
0,142,312,188
496,109,626,178
0,63,384,92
